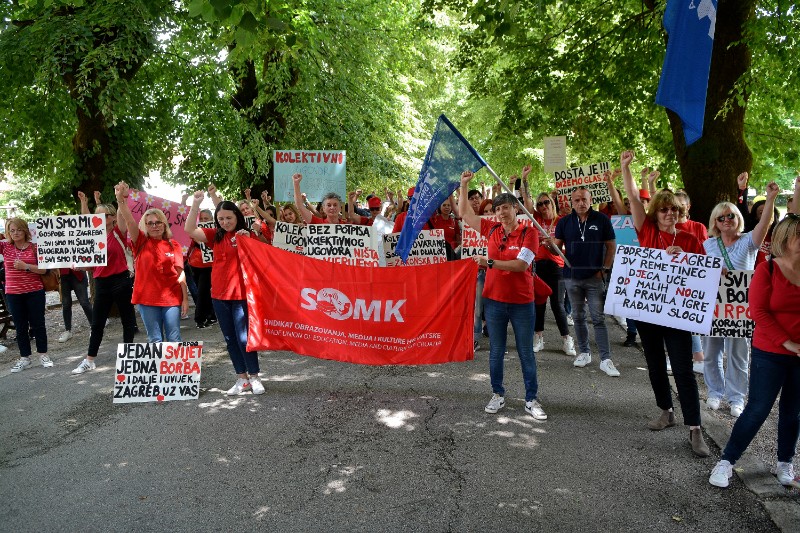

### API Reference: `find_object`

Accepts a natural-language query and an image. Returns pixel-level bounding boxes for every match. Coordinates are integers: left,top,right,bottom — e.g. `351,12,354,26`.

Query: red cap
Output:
639,189,651,200
407,187,415,199
368,197,382,209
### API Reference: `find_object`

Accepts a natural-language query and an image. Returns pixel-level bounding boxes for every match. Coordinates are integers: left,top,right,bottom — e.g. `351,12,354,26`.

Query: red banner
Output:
237,237,478,365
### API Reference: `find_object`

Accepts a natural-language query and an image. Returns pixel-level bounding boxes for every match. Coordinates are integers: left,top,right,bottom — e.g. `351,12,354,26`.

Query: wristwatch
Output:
487,259,494,269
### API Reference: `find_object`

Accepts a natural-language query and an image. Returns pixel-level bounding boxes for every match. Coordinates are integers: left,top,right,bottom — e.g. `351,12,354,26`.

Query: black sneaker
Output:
623,335,637,347
196,323,208,329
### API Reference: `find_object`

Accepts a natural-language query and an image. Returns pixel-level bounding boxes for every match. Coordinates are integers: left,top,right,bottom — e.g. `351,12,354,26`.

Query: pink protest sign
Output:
126,190,192,254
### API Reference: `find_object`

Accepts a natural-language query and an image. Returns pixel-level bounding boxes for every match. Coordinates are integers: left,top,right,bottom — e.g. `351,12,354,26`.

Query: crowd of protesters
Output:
2,159,798,490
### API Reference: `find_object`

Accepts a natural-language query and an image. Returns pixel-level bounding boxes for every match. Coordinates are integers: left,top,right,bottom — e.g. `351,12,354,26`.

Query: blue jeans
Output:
564,277,611,360
722,347,800,465
473,269,486,342
702,336,750,407
484,298,538,402
137,304,181,343
5,289,47,357
212,298,260,375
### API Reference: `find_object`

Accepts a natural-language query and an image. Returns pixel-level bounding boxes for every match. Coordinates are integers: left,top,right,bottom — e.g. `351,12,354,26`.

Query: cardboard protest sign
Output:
113,342,202,403
127,191,192,253
34,215,108,269
462,215,537,259
272,221,307,255
710,270,754,338
554,162,611,212
543,136,567,173
604,245,723,335
305,223,380,267
273,150,346,203
383,229,447,266
610,215,640,247
197,222,215,263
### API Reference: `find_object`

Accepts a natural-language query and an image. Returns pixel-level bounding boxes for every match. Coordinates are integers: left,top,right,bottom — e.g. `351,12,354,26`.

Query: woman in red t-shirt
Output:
459,170,547,421
622,150,709,457
186,192,265,396
427,196,461,259
4,217,52,373
709,214,800,488
116,182,188,343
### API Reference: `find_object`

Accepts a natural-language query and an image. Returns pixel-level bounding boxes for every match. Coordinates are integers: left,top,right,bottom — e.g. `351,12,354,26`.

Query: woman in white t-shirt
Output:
702,182,779,417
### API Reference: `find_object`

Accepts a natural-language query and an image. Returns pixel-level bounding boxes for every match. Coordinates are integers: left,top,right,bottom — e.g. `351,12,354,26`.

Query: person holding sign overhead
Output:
620,149,709,457
114,182,188,343
185,191,265,396
702,182,779,418
3,218,52,372
458,170,547,421
710,213,800,488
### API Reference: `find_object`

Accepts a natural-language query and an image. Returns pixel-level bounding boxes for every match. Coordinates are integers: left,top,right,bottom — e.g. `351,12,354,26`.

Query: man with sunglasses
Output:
553,187,620,377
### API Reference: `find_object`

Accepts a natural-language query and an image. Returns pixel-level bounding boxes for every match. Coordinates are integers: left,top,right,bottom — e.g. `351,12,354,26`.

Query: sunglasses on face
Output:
716,213,736,222
658,206,679,214
536,199,551,208
370,207,380,212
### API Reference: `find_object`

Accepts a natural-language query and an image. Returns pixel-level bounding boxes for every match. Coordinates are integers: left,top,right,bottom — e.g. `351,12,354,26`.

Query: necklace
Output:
576,214,588,242
658,228,678,249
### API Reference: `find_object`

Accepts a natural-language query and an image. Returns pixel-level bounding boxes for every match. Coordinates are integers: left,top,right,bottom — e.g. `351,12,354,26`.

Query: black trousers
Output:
87,272,137,357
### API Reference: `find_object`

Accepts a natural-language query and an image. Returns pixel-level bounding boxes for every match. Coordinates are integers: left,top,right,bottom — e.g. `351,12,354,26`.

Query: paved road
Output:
1,311,796,532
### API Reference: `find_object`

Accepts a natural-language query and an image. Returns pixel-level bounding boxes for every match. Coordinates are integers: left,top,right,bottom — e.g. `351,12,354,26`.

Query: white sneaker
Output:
0,344,7,354
40,355,54,368
566,314,574,326
666,358,673,375
573,353,591,368
562,336,576,356
730,404,744,418
772,462,800,488
709,460,733,488
599,359,621,377
706,397,721,410
249,376,265,395
692,361,704,374
525,400,547,420
533,336,544,353
484,393,505,414
58,330,73,343
225,378,251,396
72,359,96,374
11,357,32,373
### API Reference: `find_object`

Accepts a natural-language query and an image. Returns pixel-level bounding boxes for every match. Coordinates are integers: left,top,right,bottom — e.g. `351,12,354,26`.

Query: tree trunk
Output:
667,0,756,227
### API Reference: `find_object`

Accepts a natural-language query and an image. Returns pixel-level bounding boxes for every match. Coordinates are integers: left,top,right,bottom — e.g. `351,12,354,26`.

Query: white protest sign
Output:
113,342,202,403
305,223,380,266
197,222,215,263
383,229,447,266
272,221,307,255
604,245,723,335
34,214,108,268
462,215,536,259
273,150,346,202
710,270,754,338
543,136,567,173
554,162,611,212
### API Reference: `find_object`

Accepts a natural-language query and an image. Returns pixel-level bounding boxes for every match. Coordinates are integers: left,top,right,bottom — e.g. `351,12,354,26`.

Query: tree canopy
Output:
1,0,798,221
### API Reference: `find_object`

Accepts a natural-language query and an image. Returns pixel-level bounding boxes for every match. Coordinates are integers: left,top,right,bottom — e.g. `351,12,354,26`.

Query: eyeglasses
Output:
536,199,551,208
146,221,164,227
658,206,679,214
716,213,736,222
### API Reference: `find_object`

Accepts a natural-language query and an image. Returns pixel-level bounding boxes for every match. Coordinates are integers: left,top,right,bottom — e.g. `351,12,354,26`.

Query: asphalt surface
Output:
1,302,797,532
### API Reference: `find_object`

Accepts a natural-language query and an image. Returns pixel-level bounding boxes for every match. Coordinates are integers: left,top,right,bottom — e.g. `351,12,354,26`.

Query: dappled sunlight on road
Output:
469,373,490,382
267,372,327,382
425,371,443,378
375,408,418,431
102,462,128,468
252,506,271,520
497,498,543,517
198,395,250,412
323,465,363,495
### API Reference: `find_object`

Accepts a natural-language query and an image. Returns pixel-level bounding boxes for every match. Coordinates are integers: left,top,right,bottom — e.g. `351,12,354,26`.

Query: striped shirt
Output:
0,241,44,294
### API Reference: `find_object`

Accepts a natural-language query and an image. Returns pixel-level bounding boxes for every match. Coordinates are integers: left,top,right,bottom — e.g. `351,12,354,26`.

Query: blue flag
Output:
655,0,717,146
396,115,486,263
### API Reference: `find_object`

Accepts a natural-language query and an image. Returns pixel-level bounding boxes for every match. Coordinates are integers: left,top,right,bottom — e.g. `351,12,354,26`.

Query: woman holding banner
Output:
72,194,138,375
115,182,188,343
3,218,52,372
621,150,709,457
702,182,779,418
185,191,265,396
458,170,547,421
710,213,800,488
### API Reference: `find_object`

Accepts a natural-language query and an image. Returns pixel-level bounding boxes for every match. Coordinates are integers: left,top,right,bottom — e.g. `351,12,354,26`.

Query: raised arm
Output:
184,190,209,244
293,173,314,223
750,182,779,246
78,191,90,215
458,170,481,230
604,169,627,215
790,175,800,215
114,182,140,244
621,150,646,231
520,165,533,212
647,169,660,196
346,191,362,224
207,184,222,208
736,172,750,217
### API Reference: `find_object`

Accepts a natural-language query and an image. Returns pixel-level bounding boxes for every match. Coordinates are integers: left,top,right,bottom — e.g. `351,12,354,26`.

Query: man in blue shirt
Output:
554,187,620,377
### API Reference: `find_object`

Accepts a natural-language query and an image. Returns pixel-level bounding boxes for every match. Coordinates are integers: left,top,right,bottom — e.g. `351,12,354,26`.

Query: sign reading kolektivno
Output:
34,215,108,268
604,245,723,335
273,150,346,203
